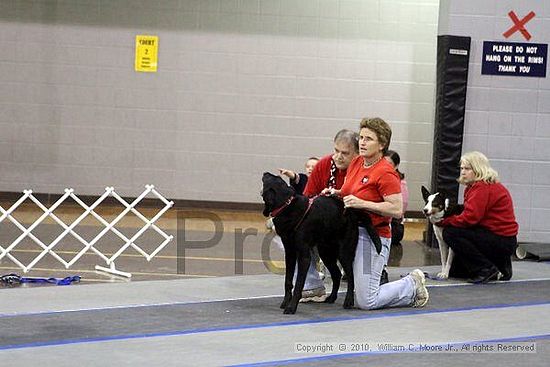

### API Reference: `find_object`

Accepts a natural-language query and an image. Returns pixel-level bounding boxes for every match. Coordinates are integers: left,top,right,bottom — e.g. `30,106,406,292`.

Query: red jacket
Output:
440,181,518,236
303,154,347,197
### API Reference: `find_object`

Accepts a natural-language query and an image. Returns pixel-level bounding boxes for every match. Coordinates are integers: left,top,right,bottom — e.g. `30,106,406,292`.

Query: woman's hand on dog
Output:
344,193,403,218
343,195,365,208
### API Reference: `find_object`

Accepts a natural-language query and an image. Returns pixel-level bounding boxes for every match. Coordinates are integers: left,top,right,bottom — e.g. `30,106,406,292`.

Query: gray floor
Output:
1,262,550,366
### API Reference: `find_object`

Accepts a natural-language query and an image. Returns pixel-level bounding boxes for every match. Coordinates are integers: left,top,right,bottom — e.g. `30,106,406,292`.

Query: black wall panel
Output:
426,35,471,246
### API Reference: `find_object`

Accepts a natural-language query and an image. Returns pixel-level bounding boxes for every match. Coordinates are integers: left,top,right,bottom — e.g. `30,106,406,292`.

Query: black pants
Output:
443,226,517,278
390,218,404,246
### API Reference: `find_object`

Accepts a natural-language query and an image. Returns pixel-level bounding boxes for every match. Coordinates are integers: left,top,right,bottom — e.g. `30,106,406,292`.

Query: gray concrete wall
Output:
0,0,439,210
439,0,550,242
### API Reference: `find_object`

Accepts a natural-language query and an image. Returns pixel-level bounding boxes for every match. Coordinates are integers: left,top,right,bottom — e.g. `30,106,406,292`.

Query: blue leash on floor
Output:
0,273,81,286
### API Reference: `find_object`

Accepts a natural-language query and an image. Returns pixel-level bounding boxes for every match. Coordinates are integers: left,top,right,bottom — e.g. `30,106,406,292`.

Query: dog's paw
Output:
437,271,449,280
343,296,354,309
343,301,354,309
283,305,297,314
324,294,337,304
280,294,292,309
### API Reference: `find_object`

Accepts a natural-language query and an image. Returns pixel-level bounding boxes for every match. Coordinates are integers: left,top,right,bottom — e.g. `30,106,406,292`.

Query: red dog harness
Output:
269,196,295,217
270,196,316,232
293,197,315,231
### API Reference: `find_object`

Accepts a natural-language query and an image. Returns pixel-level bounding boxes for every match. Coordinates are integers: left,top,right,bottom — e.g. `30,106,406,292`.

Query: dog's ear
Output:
443,191,460,205
262,171,278,182
437,189,460,205
421,186,431,202
437,189,454,200
262,188,275,217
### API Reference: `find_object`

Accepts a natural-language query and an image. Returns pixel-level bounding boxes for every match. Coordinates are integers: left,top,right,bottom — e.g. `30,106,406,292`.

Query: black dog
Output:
261,172,381,314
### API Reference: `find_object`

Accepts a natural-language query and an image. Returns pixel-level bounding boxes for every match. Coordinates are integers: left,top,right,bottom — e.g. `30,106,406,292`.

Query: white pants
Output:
354,227,415,309
293,251,324,290
272,235,324,290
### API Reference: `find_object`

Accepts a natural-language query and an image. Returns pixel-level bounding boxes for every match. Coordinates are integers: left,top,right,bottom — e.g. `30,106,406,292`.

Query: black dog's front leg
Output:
284,248,310,314
281,244,296,310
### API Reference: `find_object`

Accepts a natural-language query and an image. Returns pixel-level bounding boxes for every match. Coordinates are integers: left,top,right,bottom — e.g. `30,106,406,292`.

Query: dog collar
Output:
270,196,295,217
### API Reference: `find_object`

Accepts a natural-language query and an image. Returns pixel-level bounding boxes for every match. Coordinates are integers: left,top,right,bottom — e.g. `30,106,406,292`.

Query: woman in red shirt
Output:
438,151,519,284
331,118,429,310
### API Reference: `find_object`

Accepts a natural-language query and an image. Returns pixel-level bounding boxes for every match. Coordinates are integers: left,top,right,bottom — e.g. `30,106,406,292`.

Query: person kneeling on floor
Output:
329,117,428,309
436,151,518,284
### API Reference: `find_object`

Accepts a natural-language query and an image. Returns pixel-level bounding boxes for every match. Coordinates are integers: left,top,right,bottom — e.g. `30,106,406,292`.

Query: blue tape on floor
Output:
1,300,550,352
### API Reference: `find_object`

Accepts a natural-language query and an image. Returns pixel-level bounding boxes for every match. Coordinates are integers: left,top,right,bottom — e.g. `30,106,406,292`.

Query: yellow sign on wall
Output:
135,35,158,72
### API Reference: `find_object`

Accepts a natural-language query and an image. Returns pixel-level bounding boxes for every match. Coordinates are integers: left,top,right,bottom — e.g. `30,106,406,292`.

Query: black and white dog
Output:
421,186,463,279
261,172,381,314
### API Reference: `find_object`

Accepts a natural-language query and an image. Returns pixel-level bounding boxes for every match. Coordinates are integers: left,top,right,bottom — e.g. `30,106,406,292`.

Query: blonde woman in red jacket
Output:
437,151,519,284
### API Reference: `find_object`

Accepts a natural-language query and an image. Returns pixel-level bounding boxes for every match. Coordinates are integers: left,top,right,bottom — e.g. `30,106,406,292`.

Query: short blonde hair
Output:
459,151,499,184
359,117,392,154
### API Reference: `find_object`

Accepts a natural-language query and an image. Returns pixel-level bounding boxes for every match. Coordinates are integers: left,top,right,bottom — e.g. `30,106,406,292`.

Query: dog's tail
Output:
350,209,382,254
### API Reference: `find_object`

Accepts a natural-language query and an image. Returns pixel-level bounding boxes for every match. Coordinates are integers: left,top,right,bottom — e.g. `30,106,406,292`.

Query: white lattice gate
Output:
0,185,174,278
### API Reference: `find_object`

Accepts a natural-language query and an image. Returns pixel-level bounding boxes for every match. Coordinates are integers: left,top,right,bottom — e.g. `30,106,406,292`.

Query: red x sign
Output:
503,11,536,40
